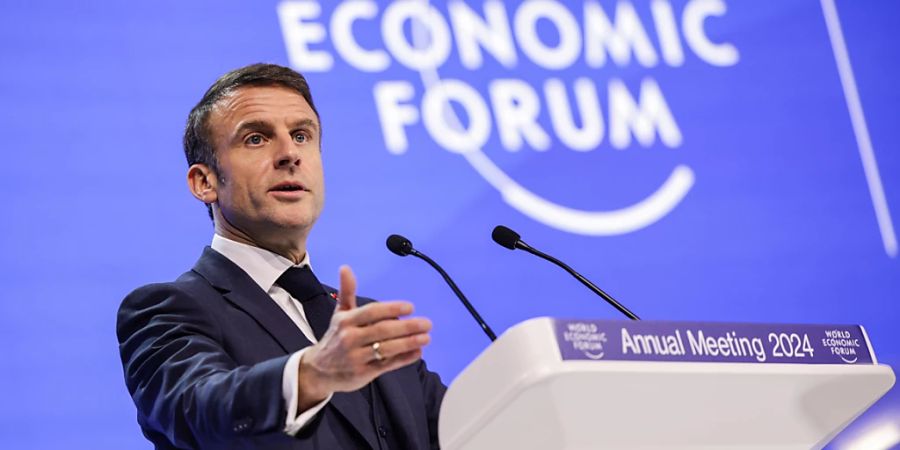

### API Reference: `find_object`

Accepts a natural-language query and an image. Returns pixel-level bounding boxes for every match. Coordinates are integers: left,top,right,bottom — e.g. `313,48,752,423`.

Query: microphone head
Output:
492,225,520,250
386,234,414,256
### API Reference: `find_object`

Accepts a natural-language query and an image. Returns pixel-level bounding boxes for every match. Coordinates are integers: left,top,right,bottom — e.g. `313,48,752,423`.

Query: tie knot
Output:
276,266,326,303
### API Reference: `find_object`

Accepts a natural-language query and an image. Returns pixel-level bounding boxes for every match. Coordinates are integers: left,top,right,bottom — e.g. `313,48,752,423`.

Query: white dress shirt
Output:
210,234,333,435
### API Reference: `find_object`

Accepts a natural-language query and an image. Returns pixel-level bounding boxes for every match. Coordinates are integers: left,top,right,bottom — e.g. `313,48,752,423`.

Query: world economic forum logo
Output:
278,0,739,235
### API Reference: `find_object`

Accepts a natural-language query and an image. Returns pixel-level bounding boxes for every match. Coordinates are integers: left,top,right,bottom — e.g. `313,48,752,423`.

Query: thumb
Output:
337,265,357,311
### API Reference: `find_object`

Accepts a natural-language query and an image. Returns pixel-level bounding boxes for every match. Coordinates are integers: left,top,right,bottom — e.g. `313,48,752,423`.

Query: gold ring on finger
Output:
371,341,385,362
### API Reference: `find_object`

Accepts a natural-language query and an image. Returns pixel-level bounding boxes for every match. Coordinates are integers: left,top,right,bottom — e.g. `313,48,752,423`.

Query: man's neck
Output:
214,220,308,265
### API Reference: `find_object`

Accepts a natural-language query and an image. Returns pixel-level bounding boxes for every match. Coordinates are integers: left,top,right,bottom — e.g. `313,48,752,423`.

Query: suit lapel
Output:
192,247,312,353
192,247,379,449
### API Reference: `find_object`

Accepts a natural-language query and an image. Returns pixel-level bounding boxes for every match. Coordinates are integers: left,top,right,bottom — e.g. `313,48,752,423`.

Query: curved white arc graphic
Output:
821,0,897,258
411,1,694,235
465,151,695,235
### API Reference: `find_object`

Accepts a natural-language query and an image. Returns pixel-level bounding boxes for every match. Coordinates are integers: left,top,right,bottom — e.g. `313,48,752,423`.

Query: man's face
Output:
205,85,324,240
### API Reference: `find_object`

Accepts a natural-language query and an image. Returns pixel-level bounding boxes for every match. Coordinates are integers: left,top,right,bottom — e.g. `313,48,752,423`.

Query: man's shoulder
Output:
122,269,210,302
117,269,218,320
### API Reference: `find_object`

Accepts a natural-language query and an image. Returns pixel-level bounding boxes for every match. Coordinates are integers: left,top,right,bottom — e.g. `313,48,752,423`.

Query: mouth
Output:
268,182,310,198
269,181,309,193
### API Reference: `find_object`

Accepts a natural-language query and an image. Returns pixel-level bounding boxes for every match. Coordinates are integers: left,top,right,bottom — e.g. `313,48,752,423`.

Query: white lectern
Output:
439,318,895,450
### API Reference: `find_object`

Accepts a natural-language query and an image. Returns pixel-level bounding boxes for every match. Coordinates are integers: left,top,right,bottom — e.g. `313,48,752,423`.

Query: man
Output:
117,63,445,449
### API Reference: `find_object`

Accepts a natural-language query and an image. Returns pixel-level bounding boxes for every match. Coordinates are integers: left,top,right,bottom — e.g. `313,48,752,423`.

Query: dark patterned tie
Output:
276,266,335,340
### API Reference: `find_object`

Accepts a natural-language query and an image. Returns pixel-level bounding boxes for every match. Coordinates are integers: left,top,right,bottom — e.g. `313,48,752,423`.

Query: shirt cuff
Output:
282,348,332,435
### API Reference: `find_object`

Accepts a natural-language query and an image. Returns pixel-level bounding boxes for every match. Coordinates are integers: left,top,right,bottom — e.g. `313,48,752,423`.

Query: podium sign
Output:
554,319,875,365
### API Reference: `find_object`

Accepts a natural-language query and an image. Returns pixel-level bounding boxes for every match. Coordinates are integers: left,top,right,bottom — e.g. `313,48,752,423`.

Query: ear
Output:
187,163,219,205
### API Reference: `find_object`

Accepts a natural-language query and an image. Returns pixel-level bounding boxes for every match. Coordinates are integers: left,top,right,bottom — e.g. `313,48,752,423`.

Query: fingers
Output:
344,301,414,326
366,333,431,363
337,265,357,311
330,314,430,362
357,317,432,344
374,348,424,373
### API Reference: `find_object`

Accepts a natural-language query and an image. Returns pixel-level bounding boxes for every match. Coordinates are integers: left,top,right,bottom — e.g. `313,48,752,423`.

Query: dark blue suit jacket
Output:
117,247,445,449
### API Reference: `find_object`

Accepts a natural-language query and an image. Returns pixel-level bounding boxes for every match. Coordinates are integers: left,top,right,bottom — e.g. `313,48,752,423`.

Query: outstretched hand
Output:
297,265,432,410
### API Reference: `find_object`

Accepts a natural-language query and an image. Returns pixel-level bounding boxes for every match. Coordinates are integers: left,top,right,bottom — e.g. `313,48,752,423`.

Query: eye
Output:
293,132,308,144
245,134,265,146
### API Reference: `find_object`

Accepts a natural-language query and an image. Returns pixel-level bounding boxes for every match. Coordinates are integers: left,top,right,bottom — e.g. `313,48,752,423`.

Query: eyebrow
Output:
231,120,274,143
230,118,320,142
289,118,319,135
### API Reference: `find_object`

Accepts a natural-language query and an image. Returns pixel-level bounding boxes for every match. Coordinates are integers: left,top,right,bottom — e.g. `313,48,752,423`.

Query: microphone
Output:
491,225,640,321
386,234,497,341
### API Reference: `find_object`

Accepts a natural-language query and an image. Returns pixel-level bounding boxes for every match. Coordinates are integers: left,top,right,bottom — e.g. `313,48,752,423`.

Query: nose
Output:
274,134,301,169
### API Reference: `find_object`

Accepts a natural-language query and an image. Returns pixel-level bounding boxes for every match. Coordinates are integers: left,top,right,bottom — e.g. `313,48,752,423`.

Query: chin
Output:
270,214,317,231
259,204,320,231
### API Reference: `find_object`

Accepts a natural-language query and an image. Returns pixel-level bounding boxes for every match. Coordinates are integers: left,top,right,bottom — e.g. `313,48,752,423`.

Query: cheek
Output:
307,158,325,189
218,179,258,210
223,163,265,197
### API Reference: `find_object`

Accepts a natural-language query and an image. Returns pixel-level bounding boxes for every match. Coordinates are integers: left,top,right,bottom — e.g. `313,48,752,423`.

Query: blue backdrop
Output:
1,1,898,448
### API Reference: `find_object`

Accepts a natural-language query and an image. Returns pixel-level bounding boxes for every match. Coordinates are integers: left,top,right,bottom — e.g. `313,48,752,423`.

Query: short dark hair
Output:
183,63,321,219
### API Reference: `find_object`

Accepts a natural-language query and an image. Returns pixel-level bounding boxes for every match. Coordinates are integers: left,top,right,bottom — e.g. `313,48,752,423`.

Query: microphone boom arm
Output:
411,249,498,341
516,242,641,321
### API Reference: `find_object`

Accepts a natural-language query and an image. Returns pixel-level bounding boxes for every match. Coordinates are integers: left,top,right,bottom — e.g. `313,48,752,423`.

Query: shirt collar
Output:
211,234,311,293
